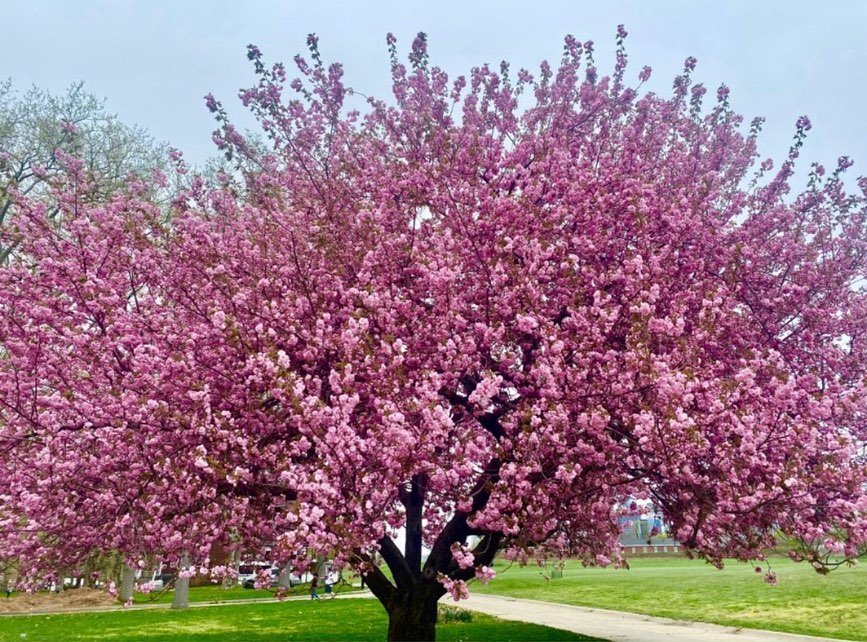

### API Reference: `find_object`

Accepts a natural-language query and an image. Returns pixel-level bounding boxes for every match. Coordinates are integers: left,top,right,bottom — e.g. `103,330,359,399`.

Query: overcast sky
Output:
4,0,866,184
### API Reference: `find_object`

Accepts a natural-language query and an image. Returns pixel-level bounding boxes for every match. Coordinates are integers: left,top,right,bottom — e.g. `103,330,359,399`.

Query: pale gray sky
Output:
3,0,866,183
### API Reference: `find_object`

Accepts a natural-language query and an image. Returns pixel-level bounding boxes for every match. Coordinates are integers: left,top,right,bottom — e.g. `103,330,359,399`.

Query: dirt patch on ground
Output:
0,588,118,613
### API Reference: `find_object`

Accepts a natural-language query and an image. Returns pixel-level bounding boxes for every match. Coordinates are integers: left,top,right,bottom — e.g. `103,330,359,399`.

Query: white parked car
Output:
238,562,278,588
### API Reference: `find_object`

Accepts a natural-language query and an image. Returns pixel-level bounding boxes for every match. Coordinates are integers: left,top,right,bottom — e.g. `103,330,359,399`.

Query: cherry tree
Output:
1,29,865,641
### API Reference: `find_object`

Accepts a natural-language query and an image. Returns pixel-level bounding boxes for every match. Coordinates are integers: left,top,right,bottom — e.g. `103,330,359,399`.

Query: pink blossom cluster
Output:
450,544,475,570
474,566,496,585
253,569,272,590
439,575,470,601
208,565,237,584
136,581,156,594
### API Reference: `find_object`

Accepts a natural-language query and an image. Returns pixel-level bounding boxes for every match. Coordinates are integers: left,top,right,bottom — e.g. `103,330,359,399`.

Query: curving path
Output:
456,593,850,642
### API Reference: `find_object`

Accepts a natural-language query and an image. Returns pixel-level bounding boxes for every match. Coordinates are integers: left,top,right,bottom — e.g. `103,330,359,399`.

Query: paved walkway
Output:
457,594,847,642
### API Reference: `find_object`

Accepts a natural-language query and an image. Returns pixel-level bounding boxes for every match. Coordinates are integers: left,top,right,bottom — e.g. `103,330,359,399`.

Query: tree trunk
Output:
386,585,440,642
120,565,136,601
223,549,238,590
172,552,190,610
55,567,65,593
277,564,293,589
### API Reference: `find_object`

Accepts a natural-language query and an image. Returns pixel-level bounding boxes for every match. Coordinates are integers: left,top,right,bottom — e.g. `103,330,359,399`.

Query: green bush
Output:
438,604,474,623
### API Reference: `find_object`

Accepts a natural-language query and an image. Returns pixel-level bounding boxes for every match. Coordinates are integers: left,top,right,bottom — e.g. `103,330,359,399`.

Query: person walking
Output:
324,570,337,599
309,574,321,600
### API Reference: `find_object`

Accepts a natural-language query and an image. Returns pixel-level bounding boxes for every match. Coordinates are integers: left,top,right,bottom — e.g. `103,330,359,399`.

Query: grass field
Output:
0,581,362,611
145,583,361,604
476,555,866,641
0,598,600,642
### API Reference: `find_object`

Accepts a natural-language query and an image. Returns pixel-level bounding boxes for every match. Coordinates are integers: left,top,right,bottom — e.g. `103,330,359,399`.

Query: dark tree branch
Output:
403,475,425,577
477,412,506,440
377,535,414,591
352,549,395,604
449,532,504,581
215,481,297,501
440,382,507,441
423,457,501,578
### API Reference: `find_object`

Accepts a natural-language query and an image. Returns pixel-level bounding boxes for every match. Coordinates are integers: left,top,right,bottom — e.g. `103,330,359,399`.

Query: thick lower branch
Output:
403,476,424,577
449,532,503,581
423,457,501,577
377,536,414,591
351,549,395,604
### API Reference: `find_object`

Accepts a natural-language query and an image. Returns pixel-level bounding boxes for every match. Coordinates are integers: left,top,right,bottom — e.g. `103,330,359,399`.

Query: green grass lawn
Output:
145,582,360,604
1,581,362,608
475,555,866,641
140,584,280,604
0,598,600,642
